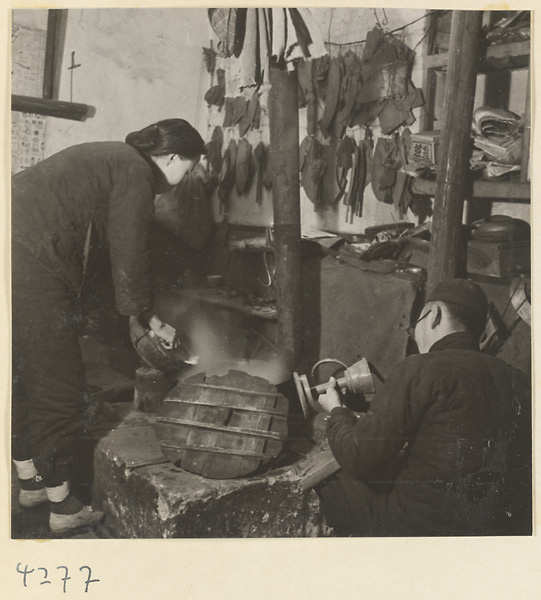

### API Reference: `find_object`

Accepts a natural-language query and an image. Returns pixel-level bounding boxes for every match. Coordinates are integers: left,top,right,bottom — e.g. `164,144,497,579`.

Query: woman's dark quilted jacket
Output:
12,142,158,316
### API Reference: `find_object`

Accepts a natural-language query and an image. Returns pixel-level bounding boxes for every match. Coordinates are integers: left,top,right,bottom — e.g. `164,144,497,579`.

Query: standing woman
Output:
12,119,205,534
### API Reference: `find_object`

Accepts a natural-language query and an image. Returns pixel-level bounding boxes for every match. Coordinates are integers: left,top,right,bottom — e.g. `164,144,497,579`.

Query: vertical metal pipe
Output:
268,66,303,371
43,9,64,99
427,11,484,295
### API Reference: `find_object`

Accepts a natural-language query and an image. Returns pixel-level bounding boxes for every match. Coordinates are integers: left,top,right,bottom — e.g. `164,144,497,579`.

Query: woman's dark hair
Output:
125,119,205,159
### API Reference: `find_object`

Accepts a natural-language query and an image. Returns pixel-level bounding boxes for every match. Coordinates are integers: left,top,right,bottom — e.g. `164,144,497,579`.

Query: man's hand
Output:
318,377,343,412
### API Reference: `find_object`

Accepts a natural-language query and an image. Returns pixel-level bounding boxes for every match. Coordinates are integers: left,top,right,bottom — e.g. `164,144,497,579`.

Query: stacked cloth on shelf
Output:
486,11,530,44
471,106,523,177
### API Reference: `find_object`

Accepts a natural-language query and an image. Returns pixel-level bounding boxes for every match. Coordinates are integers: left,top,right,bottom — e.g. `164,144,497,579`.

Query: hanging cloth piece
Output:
378,87,425,135
271,8,287,63
319,57,342,138
270,8,327,67
204,126,224,177
299,135,326,207
208,8,237,58
286,8,328,69
296,59,317,135
358,26,414,103
361,130,374,189
235,138,253,196
218,138,237,206
342,139,367,222
371,137,400,204
230,96,247,126
208,9,246,58
233,9,247,58
343,140,358,210
313,54,330,101
222,98,235,128
204,68,226,109
258,8,271,85
202,47,216,74
334,136,356,204
351,26,418,131
335,50,363,139
395,128,415,218
284,8,304,64
352,139,368,219
238,8,259,89
238,89,261,138
352,98,386,128
288,9,312,57
294,8,328,59
330,56,348,139
392,163,408,216
254,142,266,204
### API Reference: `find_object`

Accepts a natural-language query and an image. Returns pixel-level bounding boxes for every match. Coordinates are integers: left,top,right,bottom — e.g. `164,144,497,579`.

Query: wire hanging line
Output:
324,9,446,50
373,7,389,29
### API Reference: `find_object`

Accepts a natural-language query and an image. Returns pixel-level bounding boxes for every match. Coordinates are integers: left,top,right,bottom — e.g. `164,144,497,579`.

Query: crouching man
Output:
317,279,531,536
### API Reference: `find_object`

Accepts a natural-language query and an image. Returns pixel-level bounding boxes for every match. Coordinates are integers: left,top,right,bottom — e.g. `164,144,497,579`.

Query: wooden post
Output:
268,66,303,372
520,65,531,183
426,11,484,295
11,94,90,121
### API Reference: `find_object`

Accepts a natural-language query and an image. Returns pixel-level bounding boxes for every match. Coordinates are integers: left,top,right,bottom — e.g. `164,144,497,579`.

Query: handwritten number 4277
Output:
17,563,99,592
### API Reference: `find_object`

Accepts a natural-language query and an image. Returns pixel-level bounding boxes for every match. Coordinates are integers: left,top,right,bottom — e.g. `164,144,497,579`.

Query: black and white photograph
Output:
5,3,538,596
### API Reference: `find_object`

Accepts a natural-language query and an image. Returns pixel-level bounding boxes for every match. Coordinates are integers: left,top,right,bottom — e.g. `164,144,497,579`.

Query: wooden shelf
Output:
228,246,272,253
172,288,277,321
425,39,530,72
228,240,324,256
412,176,530,200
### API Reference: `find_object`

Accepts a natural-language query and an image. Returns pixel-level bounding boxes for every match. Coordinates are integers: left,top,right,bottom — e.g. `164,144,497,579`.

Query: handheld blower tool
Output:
293,358,375,418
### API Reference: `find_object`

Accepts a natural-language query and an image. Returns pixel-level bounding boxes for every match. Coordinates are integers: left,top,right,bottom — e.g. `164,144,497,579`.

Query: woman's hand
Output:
143,310,178,349
317,377,343,412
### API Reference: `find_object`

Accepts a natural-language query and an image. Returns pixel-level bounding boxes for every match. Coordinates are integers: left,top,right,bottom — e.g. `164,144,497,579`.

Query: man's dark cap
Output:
427,278,488,323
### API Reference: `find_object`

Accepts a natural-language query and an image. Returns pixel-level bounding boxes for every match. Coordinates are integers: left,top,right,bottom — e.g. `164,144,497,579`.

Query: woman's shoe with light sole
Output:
49,506,104,534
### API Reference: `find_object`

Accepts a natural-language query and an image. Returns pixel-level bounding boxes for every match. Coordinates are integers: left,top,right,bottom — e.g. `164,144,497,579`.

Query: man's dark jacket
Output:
325,332,531,536
12,141,159,316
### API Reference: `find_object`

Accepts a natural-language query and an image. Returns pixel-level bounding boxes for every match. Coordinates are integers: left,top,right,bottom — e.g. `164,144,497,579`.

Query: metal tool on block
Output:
293,358,375,418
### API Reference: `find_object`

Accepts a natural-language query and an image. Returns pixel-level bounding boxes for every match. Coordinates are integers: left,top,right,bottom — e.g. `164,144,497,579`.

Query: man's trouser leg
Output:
317,471,390,536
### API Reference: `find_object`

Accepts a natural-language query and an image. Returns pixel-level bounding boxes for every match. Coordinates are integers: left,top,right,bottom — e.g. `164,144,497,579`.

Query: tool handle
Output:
313,376,347,395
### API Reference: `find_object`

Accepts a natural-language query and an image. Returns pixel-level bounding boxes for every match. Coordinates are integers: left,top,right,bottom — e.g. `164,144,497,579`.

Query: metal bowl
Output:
129,316,191,374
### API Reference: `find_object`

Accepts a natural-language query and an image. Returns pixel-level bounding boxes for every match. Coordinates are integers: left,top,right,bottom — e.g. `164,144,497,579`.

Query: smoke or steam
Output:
180,315,289,385
154,290,289,385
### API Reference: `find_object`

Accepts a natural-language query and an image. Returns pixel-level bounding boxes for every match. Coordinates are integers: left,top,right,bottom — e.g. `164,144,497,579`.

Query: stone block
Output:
91,405,330,538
